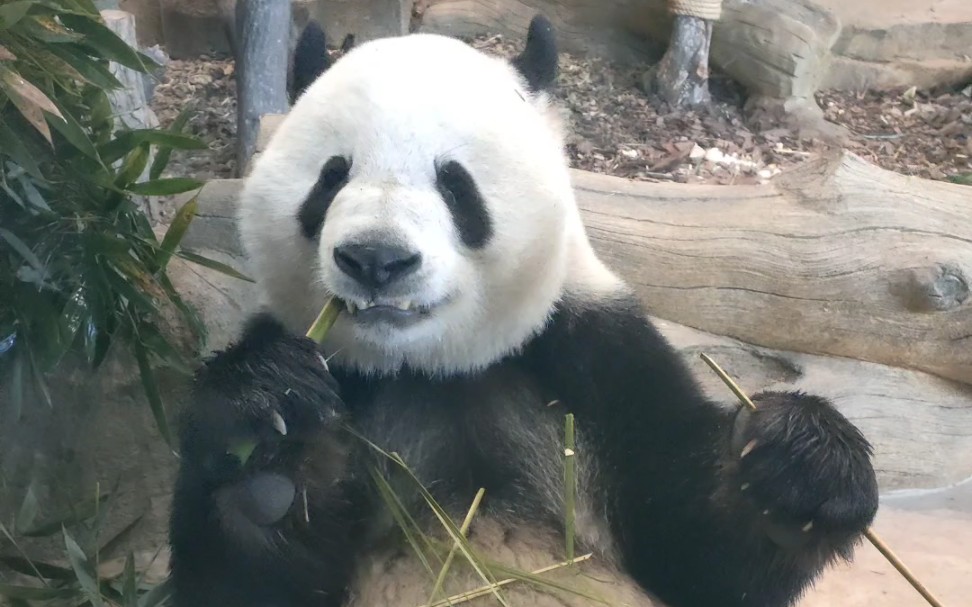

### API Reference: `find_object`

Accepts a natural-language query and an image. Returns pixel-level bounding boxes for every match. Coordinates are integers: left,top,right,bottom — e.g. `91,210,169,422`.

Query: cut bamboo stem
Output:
428,488,487,604
306,296,343,344
699,353,947,607
564,413,577,563
419,553,594,607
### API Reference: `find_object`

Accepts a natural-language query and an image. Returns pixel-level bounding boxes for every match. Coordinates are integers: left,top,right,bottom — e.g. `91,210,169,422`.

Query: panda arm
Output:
523,294,879,607
168,314,363,607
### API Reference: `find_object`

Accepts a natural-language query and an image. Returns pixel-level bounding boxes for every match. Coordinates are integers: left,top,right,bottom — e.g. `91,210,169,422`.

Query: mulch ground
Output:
149,36,972,188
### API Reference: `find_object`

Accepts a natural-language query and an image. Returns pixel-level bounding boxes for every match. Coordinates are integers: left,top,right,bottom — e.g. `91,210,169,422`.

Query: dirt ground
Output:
149,36,972,187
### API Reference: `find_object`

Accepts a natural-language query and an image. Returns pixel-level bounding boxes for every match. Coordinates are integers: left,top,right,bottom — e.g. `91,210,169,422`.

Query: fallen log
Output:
251,114,972,385
575,155,972,385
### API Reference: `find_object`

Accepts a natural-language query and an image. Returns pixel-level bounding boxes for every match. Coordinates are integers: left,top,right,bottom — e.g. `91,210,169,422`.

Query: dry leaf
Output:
0,65,64,144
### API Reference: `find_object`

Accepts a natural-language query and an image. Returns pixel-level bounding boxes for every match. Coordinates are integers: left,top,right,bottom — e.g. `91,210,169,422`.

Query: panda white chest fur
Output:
168,15,880,607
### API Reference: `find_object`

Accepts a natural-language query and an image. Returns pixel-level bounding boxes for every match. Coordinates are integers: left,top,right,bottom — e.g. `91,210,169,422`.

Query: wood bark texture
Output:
235,0,292,176
652,14,712,106
574,155,972,385
711,0,839,99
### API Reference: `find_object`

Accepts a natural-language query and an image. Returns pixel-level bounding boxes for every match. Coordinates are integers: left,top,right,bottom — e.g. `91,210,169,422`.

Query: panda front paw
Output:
727,391,879,551
181,313,346,483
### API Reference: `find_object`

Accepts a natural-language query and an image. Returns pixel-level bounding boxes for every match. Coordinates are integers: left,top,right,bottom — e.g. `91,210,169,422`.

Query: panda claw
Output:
271,410,288,436
740,483,750,492
802,521,814,532
740,439,758,459
316,352,330,372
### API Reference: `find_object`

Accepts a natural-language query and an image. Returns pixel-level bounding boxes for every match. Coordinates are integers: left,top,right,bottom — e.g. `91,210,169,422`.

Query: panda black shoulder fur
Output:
168,16,879,607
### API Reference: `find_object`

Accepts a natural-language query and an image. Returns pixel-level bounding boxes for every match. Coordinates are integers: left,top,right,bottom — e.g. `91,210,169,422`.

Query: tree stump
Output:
649,13,713,106
235,0,292,176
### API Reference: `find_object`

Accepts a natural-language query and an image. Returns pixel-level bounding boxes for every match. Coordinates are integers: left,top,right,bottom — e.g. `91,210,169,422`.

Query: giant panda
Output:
168,15,880,607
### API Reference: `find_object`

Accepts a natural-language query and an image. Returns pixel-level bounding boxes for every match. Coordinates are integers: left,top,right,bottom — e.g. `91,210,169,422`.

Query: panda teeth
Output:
346,299,414,313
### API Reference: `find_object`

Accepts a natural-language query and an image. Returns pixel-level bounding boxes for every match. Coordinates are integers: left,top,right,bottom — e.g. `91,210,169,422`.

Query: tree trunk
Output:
235,0,291,176
652,14,713,106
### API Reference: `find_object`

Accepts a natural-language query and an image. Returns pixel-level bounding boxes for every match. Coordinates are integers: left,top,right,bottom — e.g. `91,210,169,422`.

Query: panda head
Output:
239,16,617,376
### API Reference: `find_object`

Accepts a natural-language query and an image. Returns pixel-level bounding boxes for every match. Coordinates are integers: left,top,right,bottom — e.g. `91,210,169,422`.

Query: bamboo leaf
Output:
0,64,62,144
138,323,192,375
63,0,100,14
0,122,44,179
46,43,121,88
948,172,972,186
21,14,85,43
103,266,157,314
127,177,202,196
49,99,102,161
149,108,194,180
14,485,40,534
19,493,110,537
368,466,441,579
59,12,155,72
101,130,207,164
115,143,151,188
15,173,51,213
0,227,47,277
0,1,35,30
133,338,173,447
0,584,76,600
63,527,104,607
0,556,76,581
137,577,172,607
157,195,197,272
157,271,207,349
175,251,255,282
121,552,137,607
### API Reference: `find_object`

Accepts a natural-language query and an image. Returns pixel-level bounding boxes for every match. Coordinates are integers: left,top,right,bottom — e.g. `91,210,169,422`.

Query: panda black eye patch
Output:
298,155,351,239
435,161,492,249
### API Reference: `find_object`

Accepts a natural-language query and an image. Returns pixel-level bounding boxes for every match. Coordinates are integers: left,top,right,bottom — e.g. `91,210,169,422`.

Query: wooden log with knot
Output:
576,152,972,385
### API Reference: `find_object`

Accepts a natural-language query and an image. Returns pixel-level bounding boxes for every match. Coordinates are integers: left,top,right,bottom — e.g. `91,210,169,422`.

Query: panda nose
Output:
333,243,422,289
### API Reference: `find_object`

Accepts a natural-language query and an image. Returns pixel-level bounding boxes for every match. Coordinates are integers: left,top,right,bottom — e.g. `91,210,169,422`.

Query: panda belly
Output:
345,515,662,607
338,366,665,607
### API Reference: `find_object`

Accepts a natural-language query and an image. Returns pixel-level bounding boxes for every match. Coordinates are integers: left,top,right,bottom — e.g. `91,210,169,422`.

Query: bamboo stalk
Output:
428,488,487,604
419,553,594,607
306,296,343,344
564,413,577,563
699,353,946,607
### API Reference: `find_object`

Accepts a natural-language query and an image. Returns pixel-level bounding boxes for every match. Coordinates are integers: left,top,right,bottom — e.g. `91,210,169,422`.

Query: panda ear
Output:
290,21,333,102
511,14,558,93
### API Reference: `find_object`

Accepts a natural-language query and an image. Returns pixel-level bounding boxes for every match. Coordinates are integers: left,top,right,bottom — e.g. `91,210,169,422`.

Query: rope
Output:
669,0,722,21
